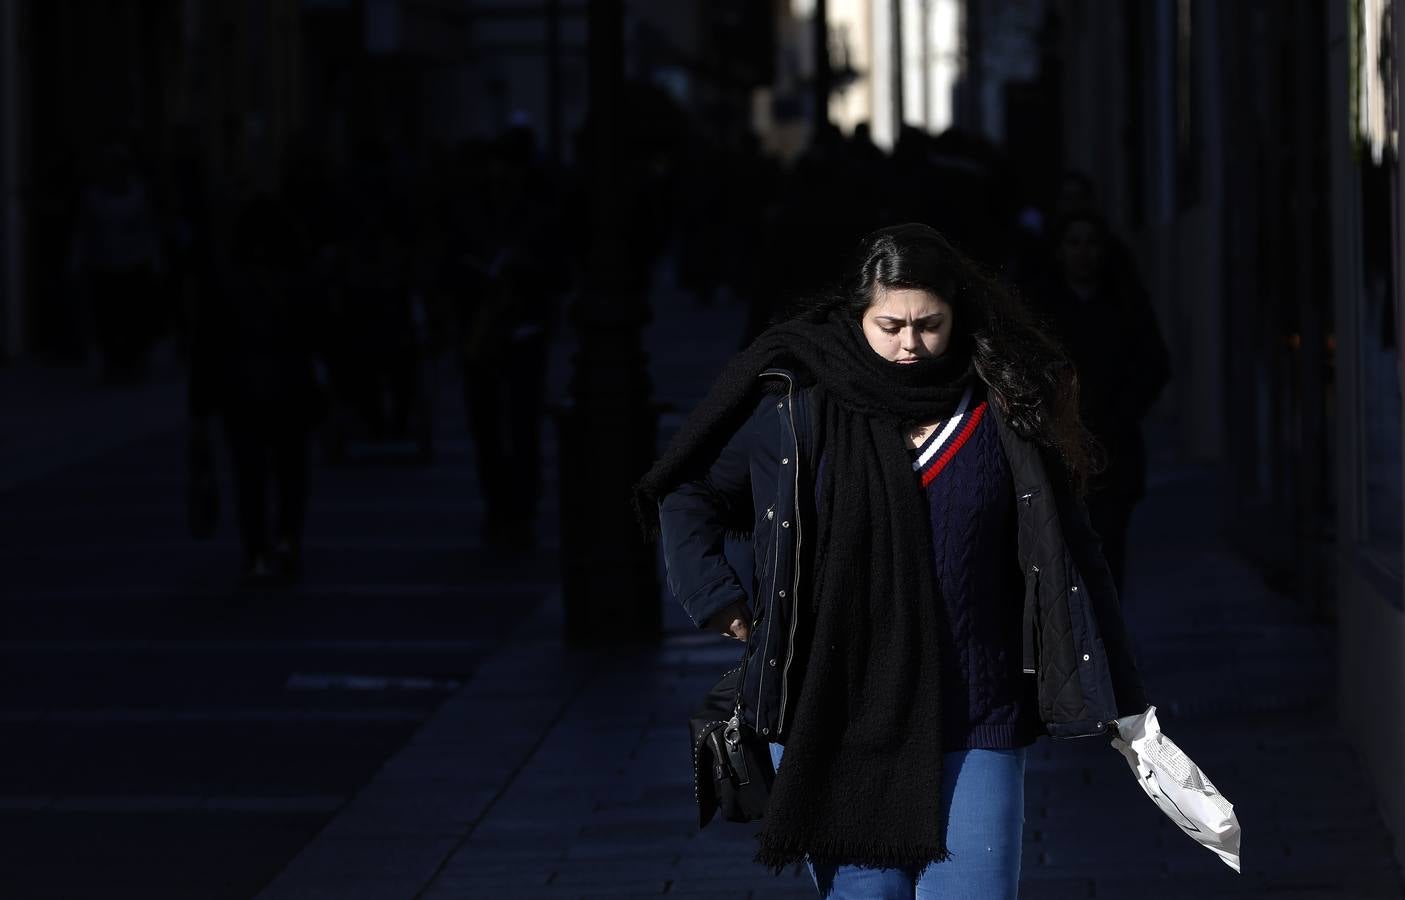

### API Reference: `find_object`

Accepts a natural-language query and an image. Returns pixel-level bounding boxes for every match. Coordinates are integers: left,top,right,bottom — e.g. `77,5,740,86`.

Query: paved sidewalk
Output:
0,353,185,493
255,286,1405,899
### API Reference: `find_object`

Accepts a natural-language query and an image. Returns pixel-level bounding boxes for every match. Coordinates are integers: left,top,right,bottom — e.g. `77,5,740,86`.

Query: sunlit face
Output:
861,287,953,363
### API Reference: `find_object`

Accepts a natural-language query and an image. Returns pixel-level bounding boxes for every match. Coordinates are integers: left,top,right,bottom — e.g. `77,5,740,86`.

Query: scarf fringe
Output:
754,833,953,876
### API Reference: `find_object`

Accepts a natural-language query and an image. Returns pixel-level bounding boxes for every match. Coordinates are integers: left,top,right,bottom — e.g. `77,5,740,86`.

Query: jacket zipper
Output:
1022,563,1039,675
752,502,780,718
775,373,802,734
1050,720,1116,741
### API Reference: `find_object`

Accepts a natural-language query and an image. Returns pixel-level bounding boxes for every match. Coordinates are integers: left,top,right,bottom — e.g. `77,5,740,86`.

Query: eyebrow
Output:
874,314,945,325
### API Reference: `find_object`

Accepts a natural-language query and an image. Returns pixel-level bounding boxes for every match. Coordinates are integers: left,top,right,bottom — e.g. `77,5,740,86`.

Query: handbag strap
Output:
726,640,756,784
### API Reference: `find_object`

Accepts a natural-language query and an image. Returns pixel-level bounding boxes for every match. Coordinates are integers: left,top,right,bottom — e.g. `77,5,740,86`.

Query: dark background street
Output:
0,0,1403,897
0,370,556,897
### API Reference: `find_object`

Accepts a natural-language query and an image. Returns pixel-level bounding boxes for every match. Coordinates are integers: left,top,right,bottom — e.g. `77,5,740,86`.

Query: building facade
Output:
1331,0,1404,867
1057,0,1404,866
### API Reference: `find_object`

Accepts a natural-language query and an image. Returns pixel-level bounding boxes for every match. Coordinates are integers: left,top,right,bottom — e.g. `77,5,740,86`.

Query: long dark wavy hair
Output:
785,222,1101,491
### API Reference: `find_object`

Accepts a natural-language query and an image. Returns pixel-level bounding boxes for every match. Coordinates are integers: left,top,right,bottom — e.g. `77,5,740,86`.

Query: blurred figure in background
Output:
69,142,165,381
675,129,777,309
456,126,568,559
745,123,884,344
323,221,426,451
189,194,323,585
1053,169,1146,297
1031,210,1171,597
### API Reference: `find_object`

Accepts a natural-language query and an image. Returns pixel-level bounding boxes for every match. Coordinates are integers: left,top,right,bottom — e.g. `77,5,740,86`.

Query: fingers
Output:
708,603,751,640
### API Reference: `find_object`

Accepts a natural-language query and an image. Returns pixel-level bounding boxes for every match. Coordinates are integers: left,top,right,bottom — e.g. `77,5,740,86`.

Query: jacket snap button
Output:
781,457,789,465
778,590,786,598
1082,653,1090,661
768,658,777,667
777,401,784,409
766,509,775,520
1071,585,1079,593
1030,564,1039,574
781,520,790,528
762,727,770,735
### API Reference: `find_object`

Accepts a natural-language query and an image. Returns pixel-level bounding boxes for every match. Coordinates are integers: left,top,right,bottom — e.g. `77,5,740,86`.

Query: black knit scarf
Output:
634,308,975,875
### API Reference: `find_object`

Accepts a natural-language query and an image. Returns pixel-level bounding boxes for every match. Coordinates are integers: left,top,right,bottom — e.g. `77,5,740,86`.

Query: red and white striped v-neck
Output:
909,385,989,488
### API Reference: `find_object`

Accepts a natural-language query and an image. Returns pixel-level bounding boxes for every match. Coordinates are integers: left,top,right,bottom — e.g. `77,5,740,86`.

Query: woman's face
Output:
861,287,954,363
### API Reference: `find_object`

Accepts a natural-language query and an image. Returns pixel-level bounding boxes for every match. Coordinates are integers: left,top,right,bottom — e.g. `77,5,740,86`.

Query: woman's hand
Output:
707,602,752,642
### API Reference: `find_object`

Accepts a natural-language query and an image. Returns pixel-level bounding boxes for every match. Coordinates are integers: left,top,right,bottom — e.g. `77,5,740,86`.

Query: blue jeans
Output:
768,742,1026,899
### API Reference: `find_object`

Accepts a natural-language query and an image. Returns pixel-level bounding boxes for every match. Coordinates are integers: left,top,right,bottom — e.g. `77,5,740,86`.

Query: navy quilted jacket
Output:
658,367,1149,742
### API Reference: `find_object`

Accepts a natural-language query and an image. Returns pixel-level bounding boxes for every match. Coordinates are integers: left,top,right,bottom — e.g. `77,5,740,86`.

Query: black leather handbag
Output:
689,662,775,828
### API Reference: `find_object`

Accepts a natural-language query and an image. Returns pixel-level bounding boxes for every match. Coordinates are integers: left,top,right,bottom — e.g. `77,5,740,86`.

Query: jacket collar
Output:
987,398,1051,488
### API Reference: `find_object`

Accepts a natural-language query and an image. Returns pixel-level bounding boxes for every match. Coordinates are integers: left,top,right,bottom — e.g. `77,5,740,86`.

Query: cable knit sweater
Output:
909,385,1040,751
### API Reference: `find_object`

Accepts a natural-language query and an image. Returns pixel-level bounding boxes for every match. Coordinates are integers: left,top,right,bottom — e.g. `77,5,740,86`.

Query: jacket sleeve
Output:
658,397,760,631
1056,475,1150,717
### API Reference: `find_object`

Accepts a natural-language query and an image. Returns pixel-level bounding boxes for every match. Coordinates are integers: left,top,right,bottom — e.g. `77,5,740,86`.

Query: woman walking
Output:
635,224,1148,898
189,195,320,584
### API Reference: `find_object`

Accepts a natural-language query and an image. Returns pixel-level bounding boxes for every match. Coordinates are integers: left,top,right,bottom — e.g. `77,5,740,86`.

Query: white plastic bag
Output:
1110,705,1242,872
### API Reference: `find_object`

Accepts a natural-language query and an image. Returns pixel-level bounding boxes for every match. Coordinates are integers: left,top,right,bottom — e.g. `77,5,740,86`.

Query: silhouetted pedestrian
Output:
1032,210,1171,596
69,142,165,380
1053,169,1147,298
457,128,567,558
189,194,322,585
324,223,424,444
